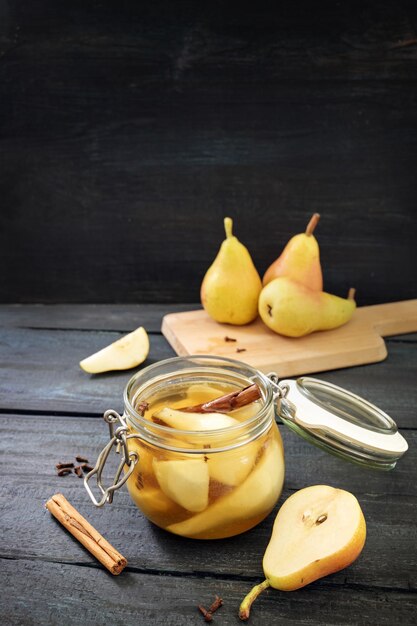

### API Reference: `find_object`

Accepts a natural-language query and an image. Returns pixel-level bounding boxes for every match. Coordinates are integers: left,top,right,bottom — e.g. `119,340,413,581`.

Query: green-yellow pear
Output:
239,485,366,620
258,277,356,337
263,213,323,290
201,217,262,325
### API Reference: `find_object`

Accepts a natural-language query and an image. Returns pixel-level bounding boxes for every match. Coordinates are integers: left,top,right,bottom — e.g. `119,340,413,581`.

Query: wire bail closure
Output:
266,372,289,401
84,410,139,507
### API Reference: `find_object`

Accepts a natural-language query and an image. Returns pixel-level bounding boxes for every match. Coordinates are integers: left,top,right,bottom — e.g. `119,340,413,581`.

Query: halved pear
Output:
239,484,366,620
154,407,239,431
152,458,209,512
264,484,366,590
167,439,284,538
80,326,149,373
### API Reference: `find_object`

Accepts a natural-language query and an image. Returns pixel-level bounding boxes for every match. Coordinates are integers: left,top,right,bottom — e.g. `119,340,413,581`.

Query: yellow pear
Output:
201,217,262,325
79,326,149,373
239,485,366,620
263,213,323,290
258,277,356,337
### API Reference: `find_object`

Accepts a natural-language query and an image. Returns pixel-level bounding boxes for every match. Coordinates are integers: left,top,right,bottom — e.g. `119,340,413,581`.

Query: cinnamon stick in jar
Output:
45,493,127,575
180,383,261,413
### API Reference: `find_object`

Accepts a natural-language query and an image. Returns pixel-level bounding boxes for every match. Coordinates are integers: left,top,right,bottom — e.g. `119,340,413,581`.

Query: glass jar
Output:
86,356,284,540
85,355,408,539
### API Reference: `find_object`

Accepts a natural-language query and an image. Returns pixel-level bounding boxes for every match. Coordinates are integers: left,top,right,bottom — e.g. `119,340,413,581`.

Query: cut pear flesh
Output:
263,485,366,591
153,458,209,512
80,326,149,373
167,439,283,538
206,441,259,486
154,407,239,431
128,485,174,517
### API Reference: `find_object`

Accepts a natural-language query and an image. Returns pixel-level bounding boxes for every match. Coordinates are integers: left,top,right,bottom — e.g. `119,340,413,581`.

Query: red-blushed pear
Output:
258,277,356,337
263,213,323,290
239,485,366,621
201,217,262,325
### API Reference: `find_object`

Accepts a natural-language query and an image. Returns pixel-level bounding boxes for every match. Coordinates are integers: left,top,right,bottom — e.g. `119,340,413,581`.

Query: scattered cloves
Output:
56,462,74,470
197,596,223,622
224,336,237,342
57,468,72,476
56,455,92,477
209,596,223,613
236,348,246,353
75,455,89,463
198,605,213,622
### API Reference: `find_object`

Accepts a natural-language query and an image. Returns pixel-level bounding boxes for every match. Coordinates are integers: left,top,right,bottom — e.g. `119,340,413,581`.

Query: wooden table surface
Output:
1,304,416,625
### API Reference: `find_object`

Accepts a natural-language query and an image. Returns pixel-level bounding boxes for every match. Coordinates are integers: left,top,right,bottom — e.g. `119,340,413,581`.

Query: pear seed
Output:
316,514,327,524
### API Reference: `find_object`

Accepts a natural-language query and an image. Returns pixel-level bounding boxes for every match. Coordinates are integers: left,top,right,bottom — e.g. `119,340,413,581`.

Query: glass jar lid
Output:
275,376,408,470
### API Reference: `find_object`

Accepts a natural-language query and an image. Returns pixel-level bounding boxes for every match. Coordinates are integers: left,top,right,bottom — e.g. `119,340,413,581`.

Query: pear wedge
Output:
206,441,259,486
154,407,239,431
167,439,283,538
80,326,149,373
239,485,366,620
153,458,209,513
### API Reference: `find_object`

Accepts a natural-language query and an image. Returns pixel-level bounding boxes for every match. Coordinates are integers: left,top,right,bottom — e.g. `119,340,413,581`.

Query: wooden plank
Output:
0,414,415,590
2,304,417,342
2,560,416,626
162,301,417,377
0,304,196,332
0,328,415,426
0,328,176,415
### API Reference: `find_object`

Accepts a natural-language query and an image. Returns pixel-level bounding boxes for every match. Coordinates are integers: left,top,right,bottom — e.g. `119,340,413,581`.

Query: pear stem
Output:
348,287,356,301
224,217,233,239
305,213,320,236
239,579,270,621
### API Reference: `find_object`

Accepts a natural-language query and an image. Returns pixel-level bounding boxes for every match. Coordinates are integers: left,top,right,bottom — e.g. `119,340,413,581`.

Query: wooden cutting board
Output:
162,299,417,376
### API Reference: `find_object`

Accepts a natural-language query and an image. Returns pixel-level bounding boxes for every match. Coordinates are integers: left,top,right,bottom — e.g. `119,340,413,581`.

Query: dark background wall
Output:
0,0,416,305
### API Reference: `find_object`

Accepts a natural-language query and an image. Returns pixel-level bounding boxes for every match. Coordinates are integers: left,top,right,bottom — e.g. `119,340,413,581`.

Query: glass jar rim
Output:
123,355,274,453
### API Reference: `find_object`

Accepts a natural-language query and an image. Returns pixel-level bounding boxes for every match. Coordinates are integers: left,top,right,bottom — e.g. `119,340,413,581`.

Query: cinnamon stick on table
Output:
45,493,127,575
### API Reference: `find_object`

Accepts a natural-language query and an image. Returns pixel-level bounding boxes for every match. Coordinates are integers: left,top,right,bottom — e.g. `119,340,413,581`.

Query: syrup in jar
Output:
123,358,284,539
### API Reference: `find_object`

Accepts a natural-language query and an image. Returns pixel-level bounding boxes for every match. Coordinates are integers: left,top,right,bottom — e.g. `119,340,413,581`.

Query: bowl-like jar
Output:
86,356,284,540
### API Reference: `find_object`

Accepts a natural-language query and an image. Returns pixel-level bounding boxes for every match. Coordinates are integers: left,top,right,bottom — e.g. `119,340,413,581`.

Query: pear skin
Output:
258,277,356,337
263,213,323,290
239,485,366,620
201,217,262,325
